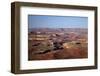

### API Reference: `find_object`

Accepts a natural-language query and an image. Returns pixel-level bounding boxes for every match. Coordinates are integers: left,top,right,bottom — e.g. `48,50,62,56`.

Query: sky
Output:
28,15,88,28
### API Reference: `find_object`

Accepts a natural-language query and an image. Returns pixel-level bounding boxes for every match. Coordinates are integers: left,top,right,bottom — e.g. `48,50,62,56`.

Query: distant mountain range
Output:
29,28,87,34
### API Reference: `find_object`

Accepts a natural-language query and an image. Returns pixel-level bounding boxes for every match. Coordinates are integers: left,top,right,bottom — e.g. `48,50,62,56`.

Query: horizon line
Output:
28,27,88,29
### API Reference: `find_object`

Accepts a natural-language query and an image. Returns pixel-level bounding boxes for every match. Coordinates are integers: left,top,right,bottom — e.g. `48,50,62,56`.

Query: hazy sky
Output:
28,15,88,28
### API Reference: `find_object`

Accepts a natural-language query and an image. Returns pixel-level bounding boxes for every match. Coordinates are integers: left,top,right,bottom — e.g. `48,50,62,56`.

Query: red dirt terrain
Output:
28,28,88,60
